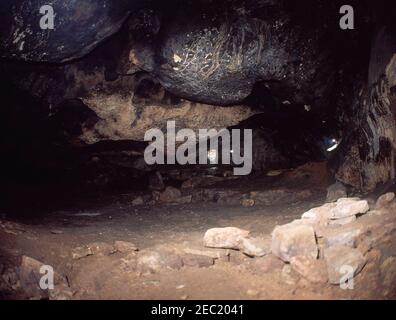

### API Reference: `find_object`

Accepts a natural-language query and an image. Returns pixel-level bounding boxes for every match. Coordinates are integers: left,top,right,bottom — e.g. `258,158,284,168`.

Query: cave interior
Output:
0,0,395,300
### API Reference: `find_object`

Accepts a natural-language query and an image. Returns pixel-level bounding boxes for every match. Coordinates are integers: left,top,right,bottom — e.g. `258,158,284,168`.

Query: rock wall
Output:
336,25,396,192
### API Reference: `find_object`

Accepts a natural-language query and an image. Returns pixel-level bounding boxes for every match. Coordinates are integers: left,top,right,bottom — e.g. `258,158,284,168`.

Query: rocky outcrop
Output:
0,0,142,62
336,26,396,192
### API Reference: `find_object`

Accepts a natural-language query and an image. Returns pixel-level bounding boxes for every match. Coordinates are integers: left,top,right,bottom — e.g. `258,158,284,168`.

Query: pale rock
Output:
271,220,318,262
301,204,334,226
132,196,144,206
203,227,250,249
375,192,395,209
239,237,271,257
281,265,300,286
241,199,255,208
330,198,369,219
324,245,367,284
322,223,363,248
290,256,328,284
328,215,356,226
326,182,347,202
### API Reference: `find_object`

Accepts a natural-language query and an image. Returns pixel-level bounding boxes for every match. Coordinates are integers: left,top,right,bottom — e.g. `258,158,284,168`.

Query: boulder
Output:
375,192,395,209
324,245,367,284
271,220,318,262
322,223,363,248
326,182,347,202
203,227,250,250
330,198,369,219
290,256,328,284
239,237,271,258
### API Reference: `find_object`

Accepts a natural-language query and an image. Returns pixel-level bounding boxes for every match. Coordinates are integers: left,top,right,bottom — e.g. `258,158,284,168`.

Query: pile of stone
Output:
271,193,396,285
201,192,395,288
203,227,271,257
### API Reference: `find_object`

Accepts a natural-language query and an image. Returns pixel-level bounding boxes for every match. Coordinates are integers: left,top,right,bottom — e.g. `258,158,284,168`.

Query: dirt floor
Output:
0,162,395,300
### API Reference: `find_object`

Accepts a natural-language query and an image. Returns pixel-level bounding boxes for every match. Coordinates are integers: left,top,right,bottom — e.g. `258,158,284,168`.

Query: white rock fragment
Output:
324,245,367,284
203,227,250,249
271,220,318,262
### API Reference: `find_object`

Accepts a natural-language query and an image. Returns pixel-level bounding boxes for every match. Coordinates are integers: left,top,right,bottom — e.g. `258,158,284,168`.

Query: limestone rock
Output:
271,220,318,262
281,265,300,286
326,182,347,202
330,198,369,219
322,223,363,248
239,237,271,258
290,256,328,284
203,227,250,250
328,215,357,226
324,245,367,284
301,204,334,226
375,192,395,209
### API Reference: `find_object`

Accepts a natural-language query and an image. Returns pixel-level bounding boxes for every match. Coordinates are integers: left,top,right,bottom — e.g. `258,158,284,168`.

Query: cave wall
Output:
336,23,396,192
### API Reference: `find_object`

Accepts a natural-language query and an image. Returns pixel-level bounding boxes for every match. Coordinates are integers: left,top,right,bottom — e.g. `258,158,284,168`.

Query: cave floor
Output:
0,162,395,300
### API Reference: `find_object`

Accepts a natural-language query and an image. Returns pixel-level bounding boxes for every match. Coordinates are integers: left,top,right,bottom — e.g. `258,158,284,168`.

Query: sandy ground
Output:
0,163,395,300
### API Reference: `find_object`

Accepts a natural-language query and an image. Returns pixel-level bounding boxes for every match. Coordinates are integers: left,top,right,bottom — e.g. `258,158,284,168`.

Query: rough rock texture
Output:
375,192,395,209
301,198,369,226
271,221,318,262
336,25,396,192
0,0,141,62
203,227,250,250
329,198,369,219
324,246,367,285
290,256,328,284
326,182,347,203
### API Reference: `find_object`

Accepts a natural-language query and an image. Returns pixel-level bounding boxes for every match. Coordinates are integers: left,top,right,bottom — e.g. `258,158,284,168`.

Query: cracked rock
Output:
271,220,318,262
